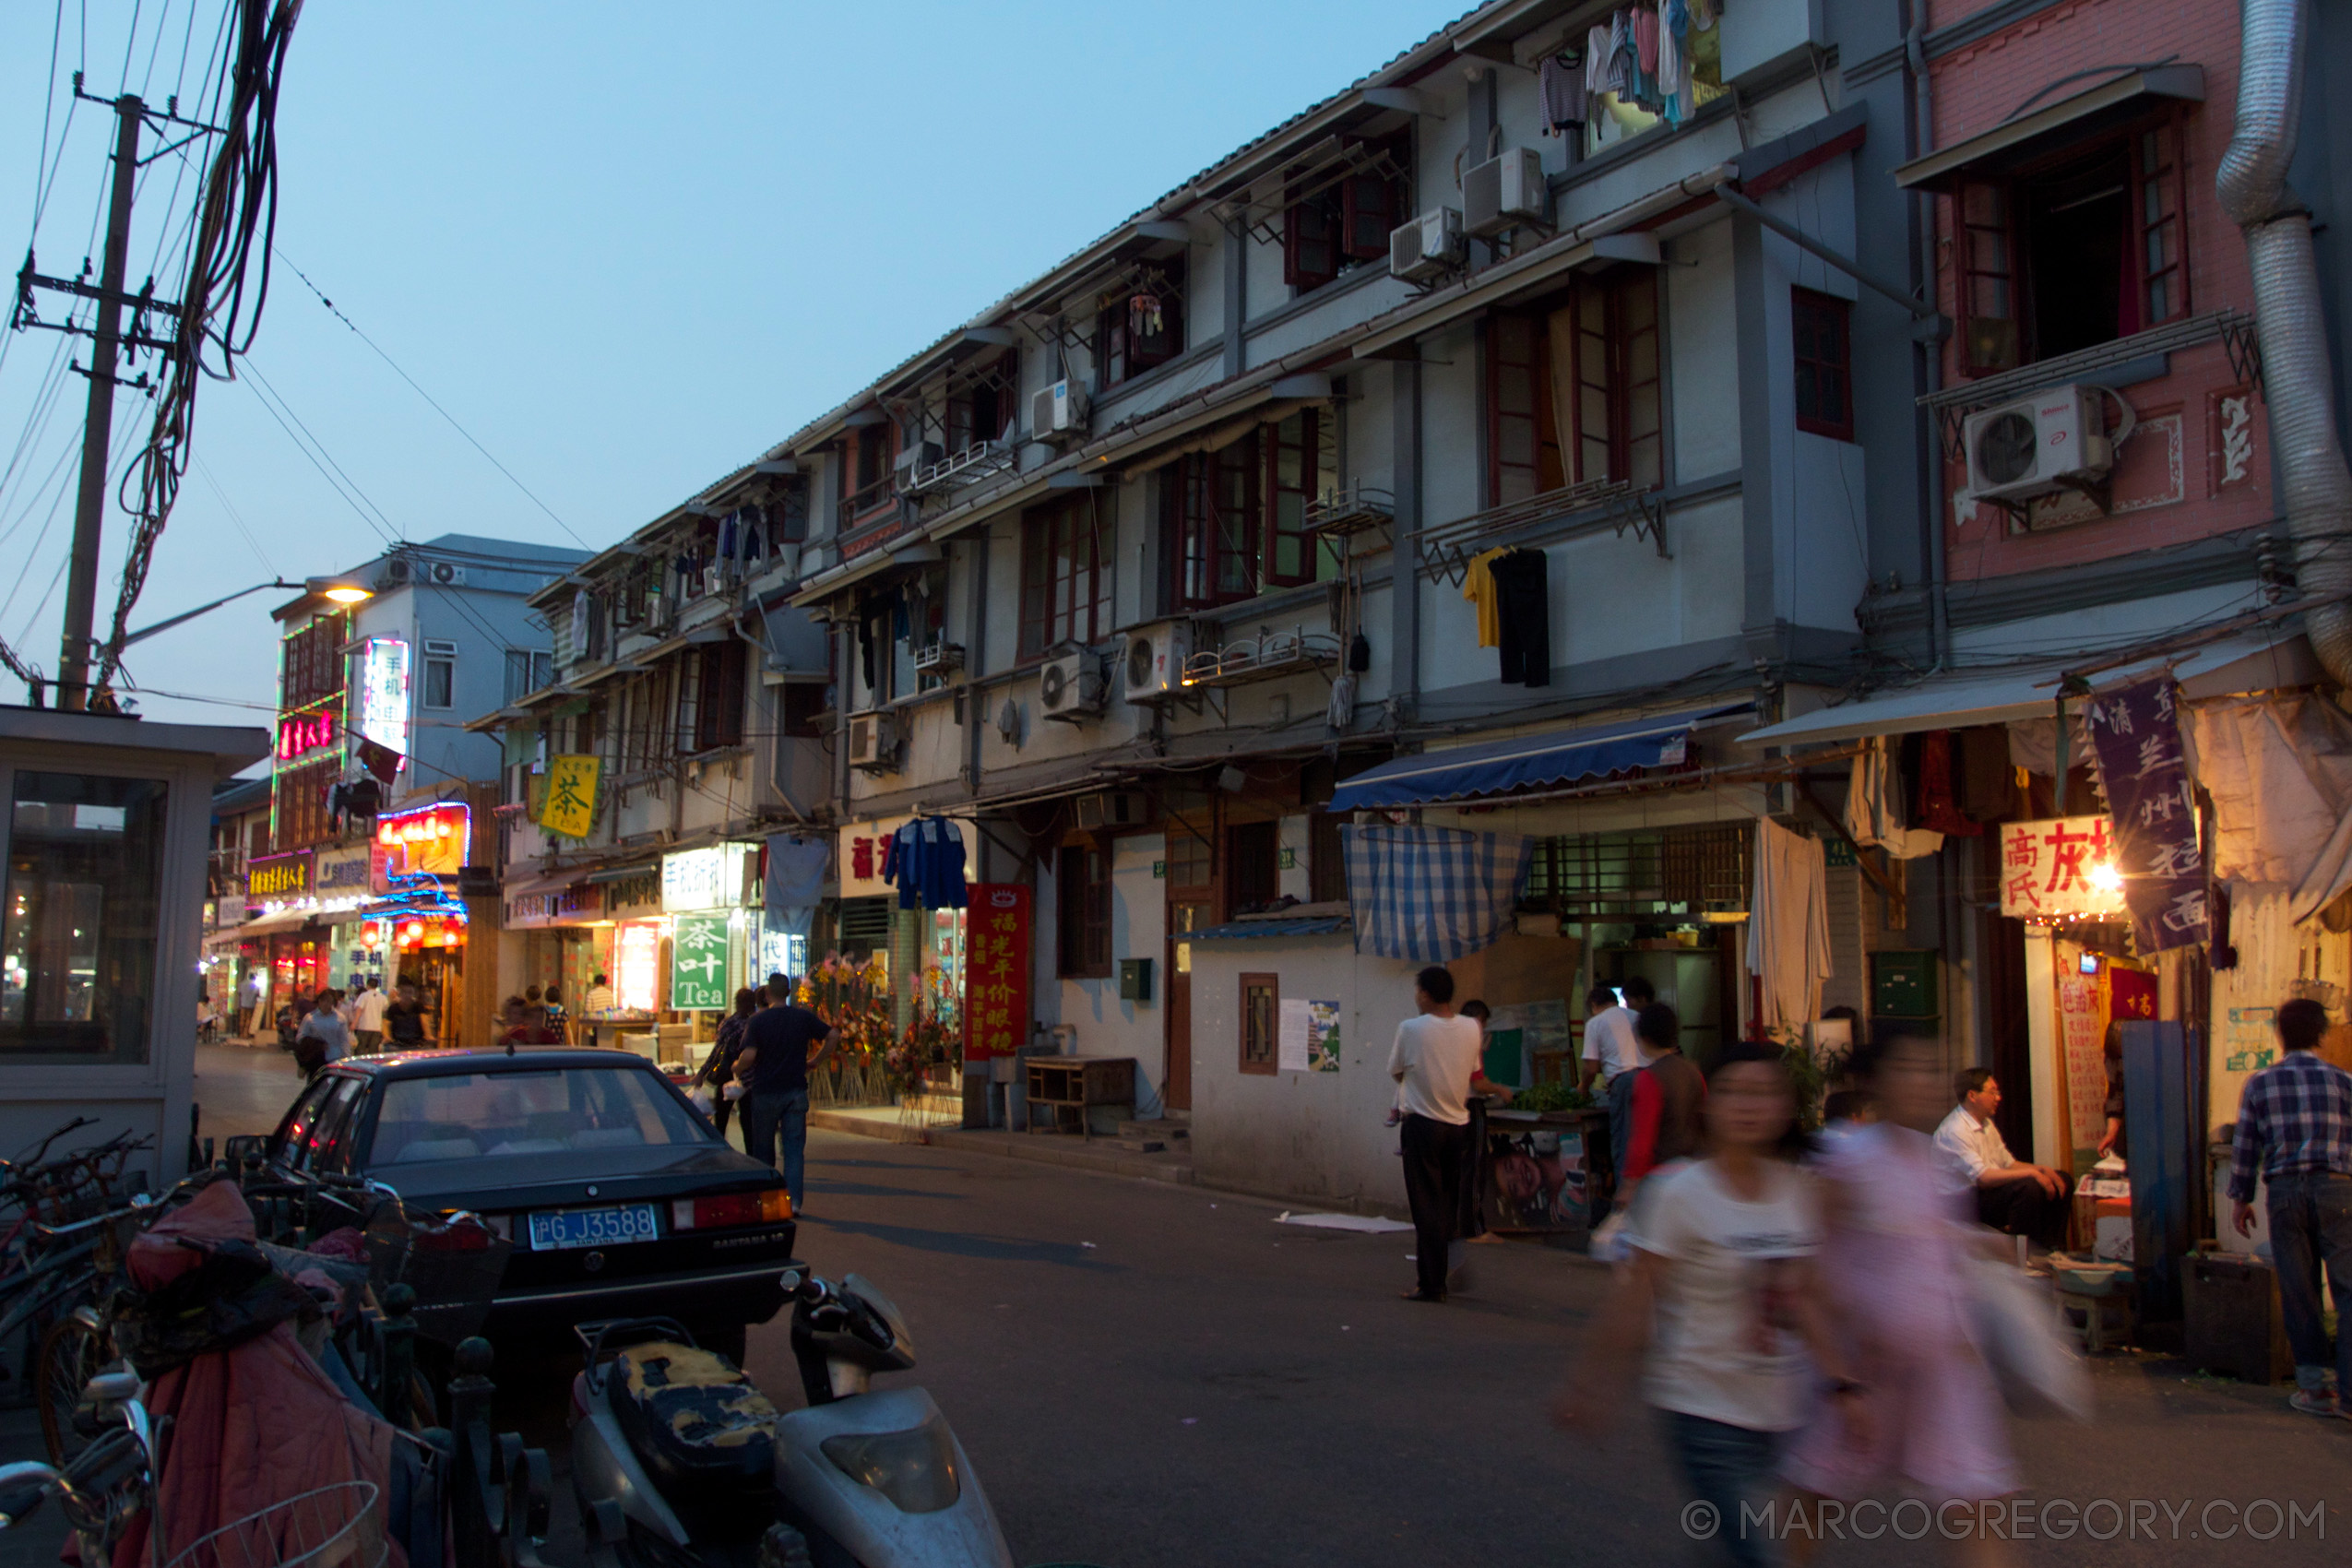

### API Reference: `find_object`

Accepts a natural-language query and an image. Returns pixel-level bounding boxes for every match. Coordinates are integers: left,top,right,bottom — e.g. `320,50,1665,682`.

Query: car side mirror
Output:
221,1134,264,1169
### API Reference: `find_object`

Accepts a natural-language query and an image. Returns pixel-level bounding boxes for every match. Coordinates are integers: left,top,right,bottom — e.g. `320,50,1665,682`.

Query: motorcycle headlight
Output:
818,1416,960,1513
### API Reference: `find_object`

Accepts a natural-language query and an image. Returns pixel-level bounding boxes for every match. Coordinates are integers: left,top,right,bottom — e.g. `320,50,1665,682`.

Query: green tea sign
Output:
670,914,731,1011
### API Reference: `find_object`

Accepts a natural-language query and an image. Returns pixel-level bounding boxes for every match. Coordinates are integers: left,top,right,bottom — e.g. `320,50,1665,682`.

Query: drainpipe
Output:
2218,0,2352,687
1907,15,1949,669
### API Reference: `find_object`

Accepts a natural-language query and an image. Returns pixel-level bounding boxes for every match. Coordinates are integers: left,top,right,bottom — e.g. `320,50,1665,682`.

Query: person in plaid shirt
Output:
2227,998,2352,1419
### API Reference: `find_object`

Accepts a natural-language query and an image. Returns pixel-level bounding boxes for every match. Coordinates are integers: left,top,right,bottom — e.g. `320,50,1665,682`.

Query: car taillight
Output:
417,1213,498,1252
671,1190,791,1230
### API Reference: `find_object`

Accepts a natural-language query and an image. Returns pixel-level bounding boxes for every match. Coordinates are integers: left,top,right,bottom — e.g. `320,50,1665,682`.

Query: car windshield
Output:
369,1066,711,1164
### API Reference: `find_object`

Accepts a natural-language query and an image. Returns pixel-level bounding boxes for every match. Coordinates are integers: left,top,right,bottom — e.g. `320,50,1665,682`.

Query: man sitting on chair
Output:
1934,1067,2074,1252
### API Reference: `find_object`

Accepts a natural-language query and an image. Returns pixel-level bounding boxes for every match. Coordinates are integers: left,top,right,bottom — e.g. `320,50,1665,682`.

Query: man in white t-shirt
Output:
350,980,390,1054
1579,976,1655,1203
1388,965,1508,1303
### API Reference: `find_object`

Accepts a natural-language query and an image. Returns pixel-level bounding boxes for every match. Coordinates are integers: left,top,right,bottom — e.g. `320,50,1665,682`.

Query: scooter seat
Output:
609,1341,779,1495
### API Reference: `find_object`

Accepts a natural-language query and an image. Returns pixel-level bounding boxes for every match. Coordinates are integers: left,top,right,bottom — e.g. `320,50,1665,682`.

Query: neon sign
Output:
359,637,410,766
374,803,470,884
276,709,337,761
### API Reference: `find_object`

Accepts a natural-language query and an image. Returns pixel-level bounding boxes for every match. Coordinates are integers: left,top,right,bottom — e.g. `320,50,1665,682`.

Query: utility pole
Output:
55,93,143,712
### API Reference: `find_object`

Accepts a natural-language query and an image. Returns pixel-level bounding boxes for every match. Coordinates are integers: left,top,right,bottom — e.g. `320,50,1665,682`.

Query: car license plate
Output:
527,1204,659,1251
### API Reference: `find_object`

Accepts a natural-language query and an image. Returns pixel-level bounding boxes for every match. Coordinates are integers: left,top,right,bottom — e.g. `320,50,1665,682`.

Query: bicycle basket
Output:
163,1480,385,1568
362,1206,510,1345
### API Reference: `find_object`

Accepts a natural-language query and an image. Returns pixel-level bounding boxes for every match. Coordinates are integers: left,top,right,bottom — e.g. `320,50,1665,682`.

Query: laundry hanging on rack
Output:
1463,547,1508,647
881,818,969,911
1490,550,1551,687
1538,51,1588,133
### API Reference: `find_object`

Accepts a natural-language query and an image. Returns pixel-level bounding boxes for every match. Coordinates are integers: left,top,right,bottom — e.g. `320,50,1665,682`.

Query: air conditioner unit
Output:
1039,649,1107,722
1029,380,1089,445
914,640,965,675
847,709,902,772
1122,621,1194,703
1390,207,1466,283
894,440,944,476
1464,148,1548,237
376,558,412,588
1962,385,2120,505
1075,790,1151,831
426,561,467,588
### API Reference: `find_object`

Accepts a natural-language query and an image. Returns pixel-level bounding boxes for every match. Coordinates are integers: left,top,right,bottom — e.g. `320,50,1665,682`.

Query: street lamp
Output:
113,576,374,651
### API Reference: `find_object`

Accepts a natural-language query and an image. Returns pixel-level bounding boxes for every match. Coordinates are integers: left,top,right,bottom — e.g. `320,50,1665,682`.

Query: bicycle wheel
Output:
36,1313,105,1465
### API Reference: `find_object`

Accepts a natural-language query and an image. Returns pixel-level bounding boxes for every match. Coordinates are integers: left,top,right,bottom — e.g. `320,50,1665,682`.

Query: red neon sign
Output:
277,710,337,761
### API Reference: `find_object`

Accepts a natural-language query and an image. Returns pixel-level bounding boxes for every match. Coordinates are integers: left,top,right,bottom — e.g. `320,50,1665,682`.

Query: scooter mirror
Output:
778,1267,804,1293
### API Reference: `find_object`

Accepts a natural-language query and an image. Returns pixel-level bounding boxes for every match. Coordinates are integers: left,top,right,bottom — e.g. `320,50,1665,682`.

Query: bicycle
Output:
0,1367,163,1568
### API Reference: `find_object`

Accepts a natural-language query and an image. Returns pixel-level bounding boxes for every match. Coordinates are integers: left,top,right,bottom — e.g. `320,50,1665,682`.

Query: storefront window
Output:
1,772,168,1064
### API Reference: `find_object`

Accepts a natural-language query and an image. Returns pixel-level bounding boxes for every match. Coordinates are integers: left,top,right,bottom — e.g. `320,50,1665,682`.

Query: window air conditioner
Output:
847,710,903,772
1122,621,1194,703
1464,148,1548,237
1029,380,1089,445
1962,385,2128,505
1039,649,1107,722
1390,208,1466,283
1075,790,1151,831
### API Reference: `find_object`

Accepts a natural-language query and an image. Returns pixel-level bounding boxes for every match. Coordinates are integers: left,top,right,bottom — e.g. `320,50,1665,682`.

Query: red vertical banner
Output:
963,884,1031,1063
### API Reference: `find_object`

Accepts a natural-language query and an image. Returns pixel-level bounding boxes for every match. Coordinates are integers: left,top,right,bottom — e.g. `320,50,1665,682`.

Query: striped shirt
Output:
2227,1051,2352,1202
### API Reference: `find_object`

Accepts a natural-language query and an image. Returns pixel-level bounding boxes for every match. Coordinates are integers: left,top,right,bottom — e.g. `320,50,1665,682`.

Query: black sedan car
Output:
254,1049,795,1359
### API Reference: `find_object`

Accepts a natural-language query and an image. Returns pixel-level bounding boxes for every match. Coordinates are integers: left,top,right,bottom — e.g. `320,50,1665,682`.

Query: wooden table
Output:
1025,1055,1136,1139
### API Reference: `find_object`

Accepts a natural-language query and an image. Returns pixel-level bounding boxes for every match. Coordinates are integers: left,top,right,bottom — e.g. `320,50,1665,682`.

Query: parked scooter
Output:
570,1268,1016,1568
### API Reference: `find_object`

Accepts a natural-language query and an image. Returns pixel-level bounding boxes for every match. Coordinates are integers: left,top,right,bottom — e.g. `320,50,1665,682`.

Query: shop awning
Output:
209,909,328,942
1893,65,2204,192
1739,632,2316,747
1187,915,1351,941
1329,703,1751,811
585,861,660,884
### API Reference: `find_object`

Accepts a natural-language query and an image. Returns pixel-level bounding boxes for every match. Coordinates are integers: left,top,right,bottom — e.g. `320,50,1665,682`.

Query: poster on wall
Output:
963,884,1030,1063
1308,1000,1341,1073
671,914,731,1011
2053,943,2111,1158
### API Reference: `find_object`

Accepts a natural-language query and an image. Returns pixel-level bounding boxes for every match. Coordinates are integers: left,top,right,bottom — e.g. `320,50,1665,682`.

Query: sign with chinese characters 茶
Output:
963,884,1031,1063
670,913,732,1011
1997,817,2126,922
2081,676,2208,952
539,754,600,839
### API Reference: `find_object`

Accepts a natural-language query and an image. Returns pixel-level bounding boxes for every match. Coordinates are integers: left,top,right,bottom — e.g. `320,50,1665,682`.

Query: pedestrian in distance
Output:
1581,976,1655,1205
292,990,350,1077
1386,966,1513,1304
1933,1068,2073,1255
349,979,388,1054
695,987,762,1145
1781,1031,2025,1567
585,973,616,1014
1617,1002,1706,1216
738,975,833,1215
383,983,430,1049
2227,997,2352,1419
1554,1042,1866,1568
496,995,562,1048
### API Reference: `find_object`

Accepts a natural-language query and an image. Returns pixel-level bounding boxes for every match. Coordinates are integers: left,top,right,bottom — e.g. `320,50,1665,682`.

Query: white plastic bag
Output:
687,1084,716,1115
1965,1249,2095,1421
722,1080,747,1101
1589,1209,1633,1265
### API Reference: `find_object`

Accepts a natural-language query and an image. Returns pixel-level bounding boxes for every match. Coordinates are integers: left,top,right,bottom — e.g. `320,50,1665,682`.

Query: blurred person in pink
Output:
1783,1030,2021,1567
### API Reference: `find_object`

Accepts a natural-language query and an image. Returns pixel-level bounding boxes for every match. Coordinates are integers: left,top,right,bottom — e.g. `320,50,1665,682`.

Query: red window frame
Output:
1487,311,1567,506
838,423,898,524
1056,842,1111,979
1018,493,1113,661
1791,288,1855,442
1167,438,1260,612
1567,269,1663,488
2131,116,2189,330
946,354,1019,452
1283,132,1410,293
1955,176,2021,374
1263,409,1327,588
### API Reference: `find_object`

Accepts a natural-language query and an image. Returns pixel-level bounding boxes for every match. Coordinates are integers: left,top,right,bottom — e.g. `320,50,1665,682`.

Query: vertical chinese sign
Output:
539,754,601,840
963,885,1031,1065
2080,677,2208,951
671,913,731,1011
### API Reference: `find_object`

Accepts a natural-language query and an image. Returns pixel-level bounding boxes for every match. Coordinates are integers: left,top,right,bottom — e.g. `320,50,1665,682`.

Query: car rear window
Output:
370,1066,710,1164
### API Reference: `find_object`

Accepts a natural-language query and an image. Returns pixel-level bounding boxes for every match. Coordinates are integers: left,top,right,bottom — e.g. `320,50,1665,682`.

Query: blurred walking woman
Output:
695,987,761,1144
1555,1043,1865,1567
1781,1031,2021,1568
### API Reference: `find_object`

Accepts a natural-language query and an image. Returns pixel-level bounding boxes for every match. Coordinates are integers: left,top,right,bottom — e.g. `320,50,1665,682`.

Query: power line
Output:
272,250,592,550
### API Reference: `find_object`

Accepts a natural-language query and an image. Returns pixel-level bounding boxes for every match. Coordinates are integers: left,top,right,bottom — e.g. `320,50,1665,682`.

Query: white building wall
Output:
1051,832,1168,1116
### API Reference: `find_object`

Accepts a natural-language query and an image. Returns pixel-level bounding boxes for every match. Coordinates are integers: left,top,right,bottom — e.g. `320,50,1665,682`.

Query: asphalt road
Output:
25,1047,2346,1568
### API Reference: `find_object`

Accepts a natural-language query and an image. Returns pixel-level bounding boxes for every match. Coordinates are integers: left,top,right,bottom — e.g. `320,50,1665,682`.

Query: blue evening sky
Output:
0,1,1452,736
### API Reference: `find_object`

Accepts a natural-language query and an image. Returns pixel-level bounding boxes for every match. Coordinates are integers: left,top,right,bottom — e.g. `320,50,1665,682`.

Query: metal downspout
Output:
2218,0,2352,686
1908,17,1949,670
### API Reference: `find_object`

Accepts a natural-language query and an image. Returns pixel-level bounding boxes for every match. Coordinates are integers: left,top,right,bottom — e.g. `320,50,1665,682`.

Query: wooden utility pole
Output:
55,94,144,712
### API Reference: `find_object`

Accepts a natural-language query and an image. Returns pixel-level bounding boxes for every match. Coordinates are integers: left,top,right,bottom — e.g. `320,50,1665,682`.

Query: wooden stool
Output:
2059,1286,2136,1353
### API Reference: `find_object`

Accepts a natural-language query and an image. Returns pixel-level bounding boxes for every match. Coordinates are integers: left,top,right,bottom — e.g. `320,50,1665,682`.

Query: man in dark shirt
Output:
738,976,832,1214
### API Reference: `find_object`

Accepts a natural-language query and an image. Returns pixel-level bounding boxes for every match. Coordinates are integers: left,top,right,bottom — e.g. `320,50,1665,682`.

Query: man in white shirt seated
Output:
1934,1067,2073,1251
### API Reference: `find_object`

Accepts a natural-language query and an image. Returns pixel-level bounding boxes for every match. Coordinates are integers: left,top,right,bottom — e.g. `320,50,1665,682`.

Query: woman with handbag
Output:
1781,1030,2029,1565
692,987,761,1144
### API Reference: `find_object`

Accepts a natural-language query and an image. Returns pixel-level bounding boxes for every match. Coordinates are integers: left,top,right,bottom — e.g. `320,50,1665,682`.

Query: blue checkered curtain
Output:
1341,825,1534,962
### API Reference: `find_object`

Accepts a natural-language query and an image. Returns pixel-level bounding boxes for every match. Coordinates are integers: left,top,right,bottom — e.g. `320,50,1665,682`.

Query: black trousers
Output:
1401,1113,1471,1298
1491,550,1551,687
1976,1171,2074,1251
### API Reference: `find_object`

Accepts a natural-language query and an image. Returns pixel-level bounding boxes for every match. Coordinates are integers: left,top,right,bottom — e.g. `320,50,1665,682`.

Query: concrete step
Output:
1115,1120,1189,1149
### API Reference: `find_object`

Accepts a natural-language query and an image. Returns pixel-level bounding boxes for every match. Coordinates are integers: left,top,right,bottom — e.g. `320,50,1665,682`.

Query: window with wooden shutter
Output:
693,640,745,752
1166,438,1263,611
1488,312,1566,505
1791,288,1854,442
1957,178,2020,374
1341,168,1395,261
1056,842,1111,979
1565,271,1663,488
2132,119,2188,328
1284,194,1340,291
1019,493,1112,661
1264,409,1335,588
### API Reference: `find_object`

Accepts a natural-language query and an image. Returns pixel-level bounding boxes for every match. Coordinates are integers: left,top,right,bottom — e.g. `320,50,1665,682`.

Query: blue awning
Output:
1329,703,1752,811
1186,916,1351,941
